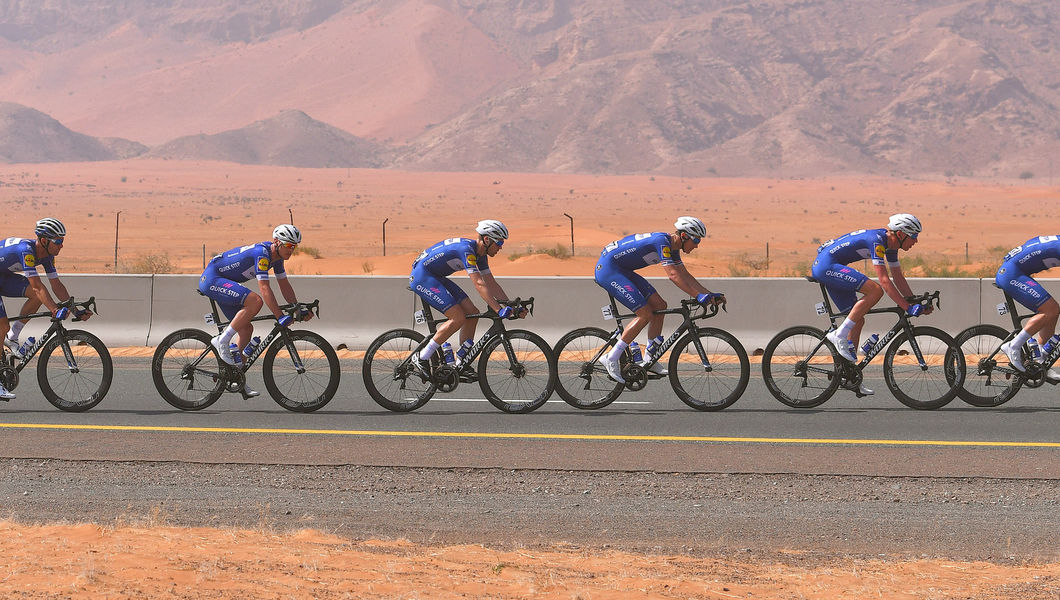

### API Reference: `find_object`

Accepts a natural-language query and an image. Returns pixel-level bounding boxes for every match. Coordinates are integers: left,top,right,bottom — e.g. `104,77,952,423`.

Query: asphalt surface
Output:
0,356,1058,560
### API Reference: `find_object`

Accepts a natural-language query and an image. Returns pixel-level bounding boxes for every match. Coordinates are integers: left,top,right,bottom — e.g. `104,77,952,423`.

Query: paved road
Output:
0,357,1057,559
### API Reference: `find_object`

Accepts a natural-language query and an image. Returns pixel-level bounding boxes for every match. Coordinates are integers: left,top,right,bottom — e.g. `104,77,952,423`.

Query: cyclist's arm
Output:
275,276,312,321
468,271,505,313
663,263,711,297
873,264,911,309
26,276,59,315
47,276,72,303
257,279,285,319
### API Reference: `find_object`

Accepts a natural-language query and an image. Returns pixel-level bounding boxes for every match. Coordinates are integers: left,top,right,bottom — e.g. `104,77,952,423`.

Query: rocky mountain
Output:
0,102,146,163
2,0,1060,177
147,110,385,167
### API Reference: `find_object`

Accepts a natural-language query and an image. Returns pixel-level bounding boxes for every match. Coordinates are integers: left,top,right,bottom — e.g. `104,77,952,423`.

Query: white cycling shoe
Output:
640,360,668,376
1000,341,1026,373
825,331,857,362
1047,369,1060,384
0,384,13,400
3,335,22,359
242,383,260,398
599,356,625,384
858,383,874,396
211,335,237,365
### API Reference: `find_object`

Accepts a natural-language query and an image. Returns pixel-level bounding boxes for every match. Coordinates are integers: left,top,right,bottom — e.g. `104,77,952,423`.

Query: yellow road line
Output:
0,422,1058,448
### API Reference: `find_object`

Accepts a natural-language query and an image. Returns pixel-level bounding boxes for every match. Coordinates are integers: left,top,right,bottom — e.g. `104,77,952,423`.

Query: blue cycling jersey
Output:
412,238,490,276
206,242,287,282
815,229,898,267
598,233,682,270
999,236,1060,275
0,237,58,279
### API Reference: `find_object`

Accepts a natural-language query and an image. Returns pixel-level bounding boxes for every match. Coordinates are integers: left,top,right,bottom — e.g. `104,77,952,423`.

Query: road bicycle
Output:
362,297,556,413
761,277,964,410
953,284,1059,407
151,295,340,412
552,294,749,411
0,296,112,412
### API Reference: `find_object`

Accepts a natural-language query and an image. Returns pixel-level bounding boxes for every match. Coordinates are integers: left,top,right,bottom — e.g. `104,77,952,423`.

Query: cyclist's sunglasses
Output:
278,242,298,249
682,233,701,244
487,237,505,248
45,237,64,246
900,232,918,241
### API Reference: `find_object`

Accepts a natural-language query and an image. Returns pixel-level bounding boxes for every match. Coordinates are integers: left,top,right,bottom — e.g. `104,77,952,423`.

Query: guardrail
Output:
33,275,1047,350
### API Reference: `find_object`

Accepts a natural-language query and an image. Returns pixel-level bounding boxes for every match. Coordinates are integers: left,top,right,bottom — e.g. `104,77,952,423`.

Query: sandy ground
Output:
1,520,1058,599
2,161,1059,279
3,161,1060,597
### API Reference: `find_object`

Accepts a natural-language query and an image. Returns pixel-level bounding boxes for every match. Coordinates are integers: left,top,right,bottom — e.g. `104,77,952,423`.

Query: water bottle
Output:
229,343,243,365
1026,338,1042,362
17,337,35,357
647,336,663,358
441,342,456,365
1043,334,1060,356
456,339,473,364
860,334,879,356
628,341,643,363
242,336,262,359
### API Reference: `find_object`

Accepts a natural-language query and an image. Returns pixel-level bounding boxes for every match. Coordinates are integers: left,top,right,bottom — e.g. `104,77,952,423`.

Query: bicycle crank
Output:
0,366,18,392
434,364,459,392
623,364,648,391
222,365,246,393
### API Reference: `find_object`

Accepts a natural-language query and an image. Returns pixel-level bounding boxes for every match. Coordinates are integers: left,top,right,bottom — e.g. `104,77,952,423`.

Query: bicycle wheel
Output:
362,328,436,412
953,324,1022,407
262,330,341,412
761,326,841,408
151,328,225,410
883,326,965,410
37,329,113,412
552,327,624,409
477,330,556,413
668,327,750,411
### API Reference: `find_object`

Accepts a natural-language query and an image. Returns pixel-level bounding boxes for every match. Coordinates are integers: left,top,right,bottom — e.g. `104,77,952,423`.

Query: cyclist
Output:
198,224,313,397
593,216,723,384
408,219,524,375
812,213,928,394
0,218,92,400
995,235,1060,381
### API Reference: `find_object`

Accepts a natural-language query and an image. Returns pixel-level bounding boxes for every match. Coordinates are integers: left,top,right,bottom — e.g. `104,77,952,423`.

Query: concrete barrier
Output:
45,275,1060,349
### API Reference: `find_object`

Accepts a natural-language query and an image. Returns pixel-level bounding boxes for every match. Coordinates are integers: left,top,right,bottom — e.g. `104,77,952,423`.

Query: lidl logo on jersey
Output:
466,254,478,266
23,254,35,267
257,257,270,271
662,246,672,259
874,245,885,258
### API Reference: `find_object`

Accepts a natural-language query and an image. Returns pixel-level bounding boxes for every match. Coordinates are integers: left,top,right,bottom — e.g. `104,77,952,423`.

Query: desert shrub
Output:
295,245,323,259
120,252,175,274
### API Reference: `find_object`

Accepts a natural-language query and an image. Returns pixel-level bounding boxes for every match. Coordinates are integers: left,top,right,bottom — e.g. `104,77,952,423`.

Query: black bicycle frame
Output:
986,286,1060,371
809,277,938,370
598,295,720,371
411,295,533,371
4,297,97,373
201,295,320,373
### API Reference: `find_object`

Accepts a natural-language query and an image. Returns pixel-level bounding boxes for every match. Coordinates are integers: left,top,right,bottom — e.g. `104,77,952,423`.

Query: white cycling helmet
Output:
35,217,66,239
273,224,302,244
475,219,509,242
674,216,707,239
887,213,922,237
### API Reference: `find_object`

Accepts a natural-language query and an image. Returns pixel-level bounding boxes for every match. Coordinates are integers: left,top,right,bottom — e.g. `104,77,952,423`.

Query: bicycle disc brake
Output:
0,366,18,391
624,364,648,391
434,364,459,392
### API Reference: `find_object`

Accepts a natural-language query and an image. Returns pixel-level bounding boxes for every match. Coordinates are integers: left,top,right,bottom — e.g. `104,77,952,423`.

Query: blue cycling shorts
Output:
811,257,869,313
594,259,657,312
198,269,252,321
996,262,1052,311
0,272,30,319
409,265,468,313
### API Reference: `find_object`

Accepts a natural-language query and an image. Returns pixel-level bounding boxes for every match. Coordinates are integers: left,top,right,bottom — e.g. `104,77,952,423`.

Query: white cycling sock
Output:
219,325,237,345
9,320,25,340
608,340,629,362
420,339,440,361
1012,329,1032,348
836,318,856,339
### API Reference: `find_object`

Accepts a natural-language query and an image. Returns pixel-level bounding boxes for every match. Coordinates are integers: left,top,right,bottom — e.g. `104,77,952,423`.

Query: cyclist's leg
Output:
199,273,253,351
997,268,1056,345
410,268,465,360
594,265,652,357
0,273,31,342
848,279,883,345
812,259,871,339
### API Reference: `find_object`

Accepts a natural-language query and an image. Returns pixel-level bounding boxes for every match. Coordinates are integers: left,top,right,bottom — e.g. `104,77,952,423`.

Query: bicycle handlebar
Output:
279,299,320,321
905,291,941,313
680,296,723,317
495,297,535,318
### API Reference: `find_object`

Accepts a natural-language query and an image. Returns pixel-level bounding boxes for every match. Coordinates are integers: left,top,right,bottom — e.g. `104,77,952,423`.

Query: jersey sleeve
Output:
273,257,287,279
19,247,40,277
254,248,272,280
40,256,58,279
657,235,682,266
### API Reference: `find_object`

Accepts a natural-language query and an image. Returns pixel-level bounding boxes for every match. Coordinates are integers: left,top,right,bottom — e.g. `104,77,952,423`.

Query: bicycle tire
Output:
362,328,436,412
151,328,225,410
262,329,341,412
37,329,113,412
552,327,624,409
953,324,1022,407
883,326,964,410
761,325,841,408
668,327,750,411
477,329,556,413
